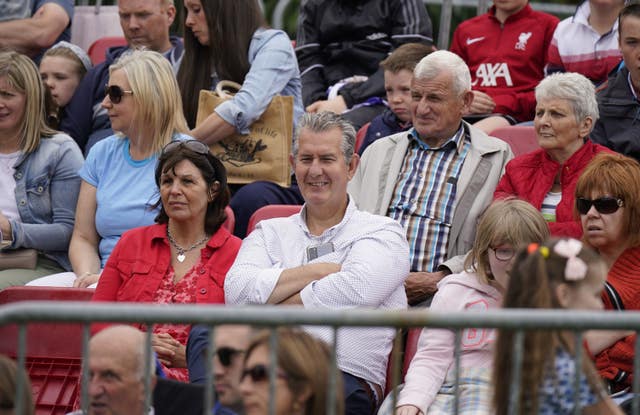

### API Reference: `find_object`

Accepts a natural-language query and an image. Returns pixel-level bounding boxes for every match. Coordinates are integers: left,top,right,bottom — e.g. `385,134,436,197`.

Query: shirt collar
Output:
297,196,357,238
408,124,466,153
489,3,532,23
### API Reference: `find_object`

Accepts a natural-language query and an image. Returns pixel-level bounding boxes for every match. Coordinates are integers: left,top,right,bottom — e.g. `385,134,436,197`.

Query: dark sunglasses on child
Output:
576,197,624,215
104,84,134,104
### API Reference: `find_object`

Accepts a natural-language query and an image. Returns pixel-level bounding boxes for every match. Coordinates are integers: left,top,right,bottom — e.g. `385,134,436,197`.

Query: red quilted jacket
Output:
493,140,612,238
596,246,640,389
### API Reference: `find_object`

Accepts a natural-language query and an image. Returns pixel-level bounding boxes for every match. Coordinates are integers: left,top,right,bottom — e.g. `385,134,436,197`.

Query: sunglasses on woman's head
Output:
161,140,210,156
576,197,624,215
104,84,134,104
241,364,288,383
216,347,244,367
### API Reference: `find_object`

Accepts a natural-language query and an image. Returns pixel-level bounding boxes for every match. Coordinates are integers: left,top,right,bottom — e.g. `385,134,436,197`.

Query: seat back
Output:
402,328,422,377
222,205,235,233
489,126,539,157
0,286,93,414
355,122,371,154
87,36,127,65
246,204,302,235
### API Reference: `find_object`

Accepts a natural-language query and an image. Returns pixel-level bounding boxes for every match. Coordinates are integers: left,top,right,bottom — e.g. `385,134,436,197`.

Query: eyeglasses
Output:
241,364,287,383
104,84,134,104
576,197,624,215
216,347,244,367
161,140,210,156
490,246,515,262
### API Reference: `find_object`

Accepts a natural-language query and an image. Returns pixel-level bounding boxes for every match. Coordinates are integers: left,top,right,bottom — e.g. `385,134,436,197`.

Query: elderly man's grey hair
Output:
413,50,472,96
292,112,356,164
535,72,599,128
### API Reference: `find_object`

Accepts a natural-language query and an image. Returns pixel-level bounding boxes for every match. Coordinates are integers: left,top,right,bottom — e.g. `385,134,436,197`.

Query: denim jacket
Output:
7,133,84,270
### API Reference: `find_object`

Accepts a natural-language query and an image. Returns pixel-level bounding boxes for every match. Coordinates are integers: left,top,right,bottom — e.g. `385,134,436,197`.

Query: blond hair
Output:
465,199,549,285
0,50,56,153
109,50,188,153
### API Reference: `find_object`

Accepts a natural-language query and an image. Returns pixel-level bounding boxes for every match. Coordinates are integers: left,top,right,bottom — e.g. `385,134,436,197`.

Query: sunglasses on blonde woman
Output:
104,85,133,104
576,197,624,215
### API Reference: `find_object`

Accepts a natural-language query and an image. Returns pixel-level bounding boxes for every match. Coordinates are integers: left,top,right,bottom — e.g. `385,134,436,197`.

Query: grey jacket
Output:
348,122,513,271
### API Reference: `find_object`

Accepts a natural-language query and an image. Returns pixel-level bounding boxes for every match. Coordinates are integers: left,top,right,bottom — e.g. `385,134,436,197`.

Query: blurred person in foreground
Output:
240,327,343,415
68,325,157,415
0,354,35,415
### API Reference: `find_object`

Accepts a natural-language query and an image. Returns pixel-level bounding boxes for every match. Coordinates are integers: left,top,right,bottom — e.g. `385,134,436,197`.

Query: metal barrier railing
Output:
2,302,640,415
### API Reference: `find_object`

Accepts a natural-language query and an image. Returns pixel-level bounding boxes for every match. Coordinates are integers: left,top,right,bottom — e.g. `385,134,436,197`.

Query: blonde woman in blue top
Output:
28,49,190,289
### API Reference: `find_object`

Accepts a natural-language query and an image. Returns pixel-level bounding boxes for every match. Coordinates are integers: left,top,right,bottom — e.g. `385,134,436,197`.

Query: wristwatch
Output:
0,229,10,248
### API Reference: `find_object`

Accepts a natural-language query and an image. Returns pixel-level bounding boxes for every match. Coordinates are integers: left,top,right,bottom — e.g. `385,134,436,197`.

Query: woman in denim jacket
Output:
0,51,83,288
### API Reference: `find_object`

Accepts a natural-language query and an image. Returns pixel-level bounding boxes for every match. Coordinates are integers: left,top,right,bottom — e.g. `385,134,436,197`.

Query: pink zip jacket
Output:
397,271,502,413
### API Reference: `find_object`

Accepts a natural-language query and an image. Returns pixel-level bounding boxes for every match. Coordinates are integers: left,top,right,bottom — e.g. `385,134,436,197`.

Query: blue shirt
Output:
538,347,600,414
79,133,189,267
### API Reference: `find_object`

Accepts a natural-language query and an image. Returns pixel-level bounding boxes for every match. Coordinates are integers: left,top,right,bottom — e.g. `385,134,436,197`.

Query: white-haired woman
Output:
494,72,613,238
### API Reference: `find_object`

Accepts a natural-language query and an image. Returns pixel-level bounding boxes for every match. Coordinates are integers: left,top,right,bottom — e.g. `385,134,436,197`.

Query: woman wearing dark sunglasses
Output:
493,72,613,239
575,152,640,398
92,140,241,382
28,50,191,291
240,328,344,415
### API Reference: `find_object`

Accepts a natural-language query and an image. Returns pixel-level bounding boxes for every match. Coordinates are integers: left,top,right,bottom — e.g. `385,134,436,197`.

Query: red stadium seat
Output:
355,122,370,153
489,125,539,157
246,204,302,235
0,286,93,414
87,36,127,65
402,328,422,377
223,205,235,233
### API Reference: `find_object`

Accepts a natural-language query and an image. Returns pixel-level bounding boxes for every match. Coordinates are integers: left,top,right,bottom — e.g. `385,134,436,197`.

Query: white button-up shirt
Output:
225,198,410,389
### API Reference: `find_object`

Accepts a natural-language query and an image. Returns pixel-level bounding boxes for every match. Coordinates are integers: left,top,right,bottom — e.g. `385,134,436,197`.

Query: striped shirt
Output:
388,126,471,272
545,1,621,85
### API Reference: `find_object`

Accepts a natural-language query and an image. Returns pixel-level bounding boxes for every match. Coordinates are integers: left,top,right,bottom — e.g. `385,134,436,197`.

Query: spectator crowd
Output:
2,0,640,414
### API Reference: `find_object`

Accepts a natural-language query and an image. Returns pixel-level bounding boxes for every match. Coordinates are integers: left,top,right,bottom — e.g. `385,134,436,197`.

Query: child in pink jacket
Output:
395,199,549,415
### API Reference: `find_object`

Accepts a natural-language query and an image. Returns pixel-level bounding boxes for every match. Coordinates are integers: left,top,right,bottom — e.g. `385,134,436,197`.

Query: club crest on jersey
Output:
515,32,532,51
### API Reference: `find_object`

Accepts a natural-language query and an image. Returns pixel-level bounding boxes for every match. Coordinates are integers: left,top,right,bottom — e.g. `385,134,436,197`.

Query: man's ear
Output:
289,153,295,169
347,153,360,181
555,283,572,309
461,90,474,114
165,3,176,26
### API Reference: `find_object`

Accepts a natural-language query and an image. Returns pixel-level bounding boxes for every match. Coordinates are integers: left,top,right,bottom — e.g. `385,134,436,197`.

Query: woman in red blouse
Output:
92,140,242,381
